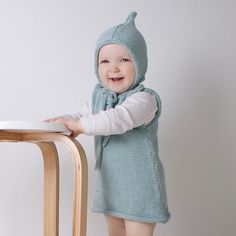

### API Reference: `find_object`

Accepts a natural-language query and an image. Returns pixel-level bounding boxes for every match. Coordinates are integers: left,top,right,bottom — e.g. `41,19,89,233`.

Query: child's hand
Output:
45,117,85,138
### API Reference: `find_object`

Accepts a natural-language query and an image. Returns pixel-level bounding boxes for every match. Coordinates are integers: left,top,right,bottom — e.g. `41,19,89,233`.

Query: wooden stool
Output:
0,121,88,236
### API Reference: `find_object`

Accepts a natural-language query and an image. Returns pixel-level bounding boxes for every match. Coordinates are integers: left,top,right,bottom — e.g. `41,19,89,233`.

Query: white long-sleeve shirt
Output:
63,91,157,136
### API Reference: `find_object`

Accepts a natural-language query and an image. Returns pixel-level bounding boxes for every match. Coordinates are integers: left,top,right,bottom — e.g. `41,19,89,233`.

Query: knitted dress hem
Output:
91,207,171,224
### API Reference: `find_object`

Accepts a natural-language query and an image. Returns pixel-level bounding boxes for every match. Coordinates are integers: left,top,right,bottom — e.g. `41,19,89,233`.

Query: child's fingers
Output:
44,118,59,122
44,117,66,123
69,131,79,138
52,118,68,125
44,118,78,136
44,118,54,122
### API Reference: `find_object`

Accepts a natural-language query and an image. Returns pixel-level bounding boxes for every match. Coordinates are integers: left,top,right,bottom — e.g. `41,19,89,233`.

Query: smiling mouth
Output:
110,77,124,81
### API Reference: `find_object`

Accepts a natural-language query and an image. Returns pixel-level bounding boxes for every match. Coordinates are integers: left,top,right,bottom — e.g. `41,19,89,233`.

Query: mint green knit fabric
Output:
91,12,171,223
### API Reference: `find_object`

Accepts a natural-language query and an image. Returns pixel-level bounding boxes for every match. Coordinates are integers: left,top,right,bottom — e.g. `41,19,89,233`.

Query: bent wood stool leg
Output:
60,137,88,236
23,133,88,236
36,142,59,236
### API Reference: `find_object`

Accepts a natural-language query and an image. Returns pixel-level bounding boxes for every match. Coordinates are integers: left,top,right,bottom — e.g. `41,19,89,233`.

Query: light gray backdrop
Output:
0,0,235,235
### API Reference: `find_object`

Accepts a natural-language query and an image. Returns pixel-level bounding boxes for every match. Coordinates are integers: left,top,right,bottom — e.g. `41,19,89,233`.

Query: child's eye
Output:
100,60,109,64
121,58,130,62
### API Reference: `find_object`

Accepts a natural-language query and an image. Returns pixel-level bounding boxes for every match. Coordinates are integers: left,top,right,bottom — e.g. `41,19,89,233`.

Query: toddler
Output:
47,11,171,236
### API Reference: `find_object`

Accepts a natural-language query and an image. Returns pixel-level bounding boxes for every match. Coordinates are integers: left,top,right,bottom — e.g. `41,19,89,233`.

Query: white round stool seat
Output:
0,121,70,134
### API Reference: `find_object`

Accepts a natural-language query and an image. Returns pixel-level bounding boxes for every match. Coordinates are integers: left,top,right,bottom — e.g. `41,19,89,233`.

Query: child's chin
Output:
112,88,126,94
107,83,129,94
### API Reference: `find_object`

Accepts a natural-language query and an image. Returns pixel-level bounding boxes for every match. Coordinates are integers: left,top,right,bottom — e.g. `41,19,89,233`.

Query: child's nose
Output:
109,65,120,73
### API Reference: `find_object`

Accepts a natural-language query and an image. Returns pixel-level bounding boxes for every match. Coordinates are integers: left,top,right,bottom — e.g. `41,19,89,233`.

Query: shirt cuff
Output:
79,117,92,135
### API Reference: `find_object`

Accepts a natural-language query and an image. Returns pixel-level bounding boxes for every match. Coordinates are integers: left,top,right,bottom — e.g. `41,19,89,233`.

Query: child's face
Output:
98,44,135,94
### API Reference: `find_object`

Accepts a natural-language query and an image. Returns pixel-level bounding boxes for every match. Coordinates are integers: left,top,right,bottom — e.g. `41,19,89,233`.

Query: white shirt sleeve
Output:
80,92,158,136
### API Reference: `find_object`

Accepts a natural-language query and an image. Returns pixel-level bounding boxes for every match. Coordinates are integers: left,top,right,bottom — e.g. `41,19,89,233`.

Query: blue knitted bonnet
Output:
94,11,148,88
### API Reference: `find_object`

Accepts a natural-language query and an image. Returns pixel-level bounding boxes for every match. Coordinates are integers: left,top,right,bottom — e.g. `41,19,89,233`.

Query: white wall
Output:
0,0,235,235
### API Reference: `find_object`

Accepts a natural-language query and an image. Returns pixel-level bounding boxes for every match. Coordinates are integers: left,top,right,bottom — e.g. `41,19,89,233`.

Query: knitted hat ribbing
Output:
94,11,148,89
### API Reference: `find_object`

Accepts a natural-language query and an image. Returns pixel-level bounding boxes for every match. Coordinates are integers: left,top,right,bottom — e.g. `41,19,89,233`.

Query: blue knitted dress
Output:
91,12,171,223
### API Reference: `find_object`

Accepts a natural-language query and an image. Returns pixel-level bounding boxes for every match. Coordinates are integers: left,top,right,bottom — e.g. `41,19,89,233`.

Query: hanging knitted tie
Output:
95,91,118,170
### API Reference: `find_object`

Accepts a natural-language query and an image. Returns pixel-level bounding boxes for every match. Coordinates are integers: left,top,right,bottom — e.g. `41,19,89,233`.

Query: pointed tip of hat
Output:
125,11,137,24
